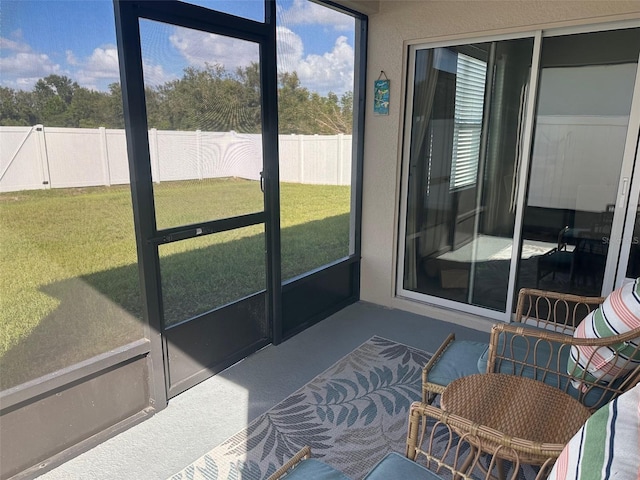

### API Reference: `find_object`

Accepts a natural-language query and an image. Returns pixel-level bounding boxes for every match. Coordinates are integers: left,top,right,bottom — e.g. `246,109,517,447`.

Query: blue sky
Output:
0,0,355,95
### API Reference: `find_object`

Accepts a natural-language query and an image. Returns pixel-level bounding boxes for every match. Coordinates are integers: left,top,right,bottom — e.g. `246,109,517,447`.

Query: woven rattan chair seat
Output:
441,373,591,464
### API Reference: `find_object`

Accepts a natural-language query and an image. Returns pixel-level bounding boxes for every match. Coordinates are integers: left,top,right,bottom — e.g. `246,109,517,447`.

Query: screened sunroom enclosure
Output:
398,25,640,321
0,1,366,477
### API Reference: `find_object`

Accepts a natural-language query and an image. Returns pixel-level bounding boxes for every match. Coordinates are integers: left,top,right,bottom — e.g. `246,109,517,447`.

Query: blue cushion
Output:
364,452,443,480
426,340,489,388
279,459,351,479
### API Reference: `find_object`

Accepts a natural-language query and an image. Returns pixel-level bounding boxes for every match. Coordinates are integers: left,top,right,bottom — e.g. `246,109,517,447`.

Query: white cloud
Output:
0,36,32,53
277,27,353,95
279,0,353,31
0,33,66,88
141,60,176,87
75,47,119,83
276,26,304,73
169,25,353,94
66,50,79,66
69,46,173,89
169,28,259,72
0,50,62,89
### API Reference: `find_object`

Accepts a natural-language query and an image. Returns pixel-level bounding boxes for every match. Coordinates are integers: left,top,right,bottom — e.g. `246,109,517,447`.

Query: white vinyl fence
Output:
0,125,352,193
527,116,629,212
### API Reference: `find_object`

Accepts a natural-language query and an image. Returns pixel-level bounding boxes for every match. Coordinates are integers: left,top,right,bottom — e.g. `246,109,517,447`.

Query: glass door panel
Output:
140,20,264,231
159,225,266,326
402,37,534,312
517,28,640,296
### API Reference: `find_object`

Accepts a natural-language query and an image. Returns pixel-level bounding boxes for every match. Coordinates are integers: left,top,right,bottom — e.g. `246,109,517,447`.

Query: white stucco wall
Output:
359,1,640,329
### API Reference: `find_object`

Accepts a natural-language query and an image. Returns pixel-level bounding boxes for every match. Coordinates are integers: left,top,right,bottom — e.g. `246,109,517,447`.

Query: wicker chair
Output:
423,287,640,411
270,401,559,480
406,402,558,480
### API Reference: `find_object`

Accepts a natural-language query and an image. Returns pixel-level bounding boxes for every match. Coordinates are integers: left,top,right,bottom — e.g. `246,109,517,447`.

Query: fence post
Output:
298,134,304,183
35,124,51,189
99,127,111,186
196,130,203,180
337,133,344,186
149,128,160,183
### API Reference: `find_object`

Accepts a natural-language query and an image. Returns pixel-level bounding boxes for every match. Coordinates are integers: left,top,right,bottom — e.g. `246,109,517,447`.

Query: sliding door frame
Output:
614,47,640,288
396,19,640,321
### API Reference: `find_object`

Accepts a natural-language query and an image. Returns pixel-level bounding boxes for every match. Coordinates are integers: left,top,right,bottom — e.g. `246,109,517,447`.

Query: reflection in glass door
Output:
401,38,534,314
517,28,640,297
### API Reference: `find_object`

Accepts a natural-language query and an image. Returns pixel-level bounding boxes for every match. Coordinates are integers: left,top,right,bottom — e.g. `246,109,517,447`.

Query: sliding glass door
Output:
516,28,640,297
400,37,535,315
399,25,640,318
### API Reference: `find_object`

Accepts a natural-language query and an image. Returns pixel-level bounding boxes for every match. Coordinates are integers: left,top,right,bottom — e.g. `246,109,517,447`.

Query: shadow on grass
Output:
0,214,349,391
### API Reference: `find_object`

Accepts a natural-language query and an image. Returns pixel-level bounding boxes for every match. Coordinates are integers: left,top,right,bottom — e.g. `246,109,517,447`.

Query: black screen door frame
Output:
114,0,281,400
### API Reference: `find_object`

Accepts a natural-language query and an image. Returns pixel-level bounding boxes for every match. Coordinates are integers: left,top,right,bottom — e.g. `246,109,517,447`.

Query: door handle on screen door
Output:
260,170,265,193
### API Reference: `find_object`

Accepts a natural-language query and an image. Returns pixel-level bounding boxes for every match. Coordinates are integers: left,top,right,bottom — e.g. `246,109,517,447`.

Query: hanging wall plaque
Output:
373,71,390,115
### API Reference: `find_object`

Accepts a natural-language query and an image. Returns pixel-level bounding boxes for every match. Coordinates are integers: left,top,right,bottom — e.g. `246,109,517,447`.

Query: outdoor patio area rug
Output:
168,336,431,480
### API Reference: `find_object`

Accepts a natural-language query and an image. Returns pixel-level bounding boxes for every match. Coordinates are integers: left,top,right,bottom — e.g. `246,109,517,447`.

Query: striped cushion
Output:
547,382,640,480
568,278,640,388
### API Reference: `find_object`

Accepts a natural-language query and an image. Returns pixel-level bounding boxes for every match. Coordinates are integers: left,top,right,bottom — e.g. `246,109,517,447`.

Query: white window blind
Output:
451,53,487,190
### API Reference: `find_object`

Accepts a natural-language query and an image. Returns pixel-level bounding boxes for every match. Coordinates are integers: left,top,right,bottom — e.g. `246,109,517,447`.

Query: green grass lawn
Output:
0,179,350,389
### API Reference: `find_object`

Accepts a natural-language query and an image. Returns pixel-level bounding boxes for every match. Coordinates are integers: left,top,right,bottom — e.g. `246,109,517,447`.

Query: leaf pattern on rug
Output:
370,336,432,367
169,336,429,480
310,362,422,430
220,392,334,464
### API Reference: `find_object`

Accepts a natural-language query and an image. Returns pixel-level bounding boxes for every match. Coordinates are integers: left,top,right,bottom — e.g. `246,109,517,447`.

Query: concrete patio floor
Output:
35,301,489,480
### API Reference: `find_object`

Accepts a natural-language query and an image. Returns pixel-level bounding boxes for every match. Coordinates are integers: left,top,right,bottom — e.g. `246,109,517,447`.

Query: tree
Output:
155,63,262,133
0,87,37,125
308,91,353,135
34,75,77,104
106,83,125,129
0,68,353,134
68,88,112,128
33,75,79,126
277,71,313,134
277,72,352,135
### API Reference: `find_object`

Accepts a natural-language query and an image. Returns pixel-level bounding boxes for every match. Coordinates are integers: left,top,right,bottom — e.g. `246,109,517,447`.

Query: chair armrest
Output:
422,334,456,385
267,446,311,480
423,333,457,372
406,402,558,480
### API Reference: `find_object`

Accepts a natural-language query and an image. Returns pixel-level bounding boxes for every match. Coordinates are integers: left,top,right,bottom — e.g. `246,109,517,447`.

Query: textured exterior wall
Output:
360,1,640,327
